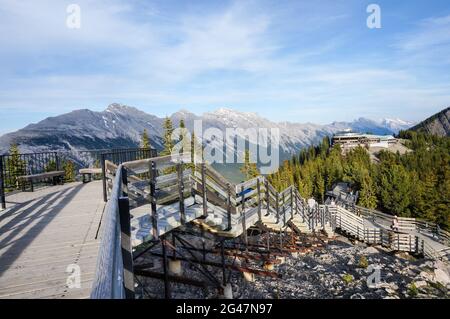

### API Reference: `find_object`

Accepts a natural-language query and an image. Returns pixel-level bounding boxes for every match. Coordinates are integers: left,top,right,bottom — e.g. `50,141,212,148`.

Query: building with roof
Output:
332,131,397,150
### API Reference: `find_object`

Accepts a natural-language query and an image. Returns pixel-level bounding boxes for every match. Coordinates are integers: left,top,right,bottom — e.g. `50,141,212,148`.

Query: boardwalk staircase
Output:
91,153,450,298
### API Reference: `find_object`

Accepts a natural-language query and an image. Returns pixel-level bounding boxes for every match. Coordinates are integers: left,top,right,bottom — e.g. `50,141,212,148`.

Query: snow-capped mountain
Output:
381,118,416,134
0,104,414,158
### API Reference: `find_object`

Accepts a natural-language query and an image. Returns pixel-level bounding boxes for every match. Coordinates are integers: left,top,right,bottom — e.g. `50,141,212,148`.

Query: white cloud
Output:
0,0,449,127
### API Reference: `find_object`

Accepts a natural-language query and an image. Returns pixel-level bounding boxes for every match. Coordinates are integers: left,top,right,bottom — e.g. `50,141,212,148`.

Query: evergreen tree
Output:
240,150,259,180
7,143,26,189
64,160,76,182
358,170,377,209
141,129,150,149
161,117,174,156
178,119,190,155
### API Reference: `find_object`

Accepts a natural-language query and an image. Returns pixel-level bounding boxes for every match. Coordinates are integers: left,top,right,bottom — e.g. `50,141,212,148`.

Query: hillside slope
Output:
410,107,450,137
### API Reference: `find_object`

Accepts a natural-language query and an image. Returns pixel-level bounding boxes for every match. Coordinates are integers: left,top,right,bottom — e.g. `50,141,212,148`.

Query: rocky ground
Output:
237,237,449,299
136,235,449,299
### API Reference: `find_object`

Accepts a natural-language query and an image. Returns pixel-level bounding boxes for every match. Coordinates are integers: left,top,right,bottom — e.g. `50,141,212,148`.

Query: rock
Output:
433,269,450,286
350,293,365,299
414,280,427,289
362,247,379,255
384,288,397,295
419,271,433,281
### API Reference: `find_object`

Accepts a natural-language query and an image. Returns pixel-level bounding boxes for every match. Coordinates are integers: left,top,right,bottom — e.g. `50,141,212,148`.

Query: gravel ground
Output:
136,236,449,299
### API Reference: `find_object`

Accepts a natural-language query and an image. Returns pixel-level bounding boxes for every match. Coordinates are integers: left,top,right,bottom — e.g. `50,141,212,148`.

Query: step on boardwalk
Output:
0,181,105,299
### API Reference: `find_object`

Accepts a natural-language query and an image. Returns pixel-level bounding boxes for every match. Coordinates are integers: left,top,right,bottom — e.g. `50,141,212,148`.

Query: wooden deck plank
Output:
0,181,105,299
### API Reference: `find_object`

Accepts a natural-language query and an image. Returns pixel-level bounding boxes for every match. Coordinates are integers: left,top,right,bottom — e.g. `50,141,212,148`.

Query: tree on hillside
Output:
161,117,174,156
64,160,76,182
358,170,377,209
178,119,191,156
7,143,26,189
378,164,412,217
141,129,150,149
240,150,259,180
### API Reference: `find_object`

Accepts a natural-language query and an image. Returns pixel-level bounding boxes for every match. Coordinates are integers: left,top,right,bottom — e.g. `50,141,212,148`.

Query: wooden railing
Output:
348,204,450,246
91,153,450,298
90,165,133,299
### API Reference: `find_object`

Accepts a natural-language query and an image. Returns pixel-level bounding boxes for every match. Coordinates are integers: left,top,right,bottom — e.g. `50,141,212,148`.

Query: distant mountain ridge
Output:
0,103,415,157
410,107,450,137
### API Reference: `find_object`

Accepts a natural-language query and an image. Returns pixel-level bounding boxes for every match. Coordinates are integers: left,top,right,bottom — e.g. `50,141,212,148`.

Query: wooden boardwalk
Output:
0,181,105,299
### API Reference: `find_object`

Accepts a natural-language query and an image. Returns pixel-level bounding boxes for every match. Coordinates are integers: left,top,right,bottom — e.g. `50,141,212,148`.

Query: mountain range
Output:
0,103,415,158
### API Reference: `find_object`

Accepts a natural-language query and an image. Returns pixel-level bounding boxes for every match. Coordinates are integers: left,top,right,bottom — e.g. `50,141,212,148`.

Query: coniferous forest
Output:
268,131,450,229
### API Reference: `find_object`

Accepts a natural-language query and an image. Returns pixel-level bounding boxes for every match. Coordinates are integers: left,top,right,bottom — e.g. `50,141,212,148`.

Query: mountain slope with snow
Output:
0,104,414,157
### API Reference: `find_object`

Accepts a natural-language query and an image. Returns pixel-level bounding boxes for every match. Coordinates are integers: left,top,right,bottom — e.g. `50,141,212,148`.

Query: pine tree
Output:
358,170,377,209
240,150,259,180
141,129,150,149
178,119,190,156
7,143,26,189
161,117,174,156
379,164,412,217
64,160,76,182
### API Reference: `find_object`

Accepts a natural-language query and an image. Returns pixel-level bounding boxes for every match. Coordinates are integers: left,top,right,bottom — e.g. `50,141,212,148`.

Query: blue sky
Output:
1,0,450,134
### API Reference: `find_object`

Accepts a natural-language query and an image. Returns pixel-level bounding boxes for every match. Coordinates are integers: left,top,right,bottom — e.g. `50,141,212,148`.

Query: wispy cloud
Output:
0,0,449,132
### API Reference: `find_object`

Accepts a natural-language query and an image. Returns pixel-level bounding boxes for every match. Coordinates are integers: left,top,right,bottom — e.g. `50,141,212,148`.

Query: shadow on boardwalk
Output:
0,184,84,276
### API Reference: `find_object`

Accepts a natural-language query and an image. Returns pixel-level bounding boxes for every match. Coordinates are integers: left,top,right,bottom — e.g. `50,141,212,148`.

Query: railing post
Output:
118,166,134,299
0,156,5,210
290,187,294,218
241,185,248,246
161,238,171,299
282,192,286,226
201,163,208,218
221,240,227,286
257,178,262,222
54,152,60,171
101,153,108,202
275,192,279,223
265,180,270,217
177,163,186,225
149,160,158,240
226,183,232,231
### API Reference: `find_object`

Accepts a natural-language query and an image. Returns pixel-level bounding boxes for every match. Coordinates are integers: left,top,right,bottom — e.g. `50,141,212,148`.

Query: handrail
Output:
91,165,126,299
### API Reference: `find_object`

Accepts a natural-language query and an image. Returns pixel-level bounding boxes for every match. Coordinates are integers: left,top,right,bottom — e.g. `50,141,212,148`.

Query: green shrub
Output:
358,256,369,268
342,274,354,284
408,283,418,297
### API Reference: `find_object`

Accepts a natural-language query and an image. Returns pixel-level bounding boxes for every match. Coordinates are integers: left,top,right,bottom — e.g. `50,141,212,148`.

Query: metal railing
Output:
0,148,157,210
100,148,157,202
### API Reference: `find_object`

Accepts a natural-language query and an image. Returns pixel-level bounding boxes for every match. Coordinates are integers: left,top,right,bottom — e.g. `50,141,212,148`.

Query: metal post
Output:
101,153,107,202
54,152,60,171
172,233,177,259
201,163,208,218
0,156,5,210
118,166,134,299
177,163,186,225
221,240,226,286
241,185,248,246
149,161,158,240
119,193,134,299
226,184,232,231
275,192,279,223
291,187,294,217
161,238,171,299
265,180,270,217
121,166,128,197
256,178,262,222
282,192,286,226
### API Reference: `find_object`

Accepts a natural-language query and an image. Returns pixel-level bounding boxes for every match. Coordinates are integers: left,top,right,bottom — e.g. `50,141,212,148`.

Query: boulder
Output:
362,247,379,255
433,269,450,286
414,280,427,289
